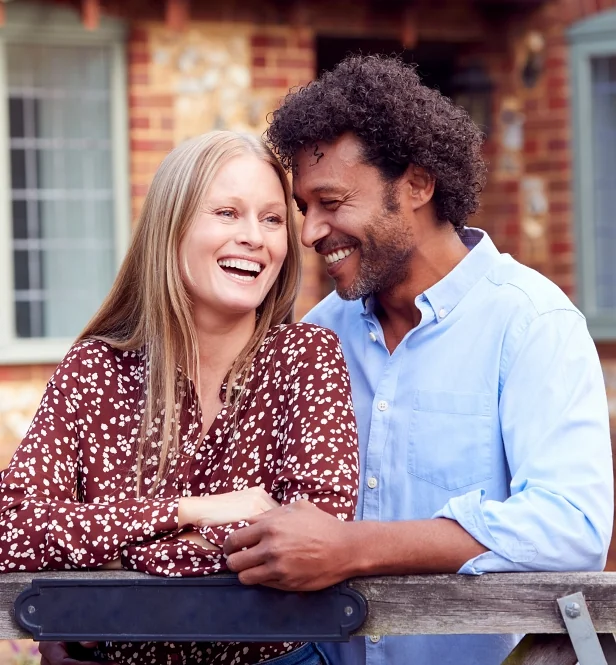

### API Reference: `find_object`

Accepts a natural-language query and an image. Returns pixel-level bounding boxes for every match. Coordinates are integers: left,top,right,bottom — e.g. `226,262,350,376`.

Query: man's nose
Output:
300,209,330,249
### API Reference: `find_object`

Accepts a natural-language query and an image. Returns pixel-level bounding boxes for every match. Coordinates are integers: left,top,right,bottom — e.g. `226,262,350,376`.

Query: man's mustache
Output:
314,235,359,256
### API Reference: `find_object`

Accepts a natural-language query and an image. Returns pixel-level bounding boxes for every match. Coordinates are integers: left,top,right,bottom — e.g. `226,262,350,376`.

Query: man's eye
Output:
321,200,340,209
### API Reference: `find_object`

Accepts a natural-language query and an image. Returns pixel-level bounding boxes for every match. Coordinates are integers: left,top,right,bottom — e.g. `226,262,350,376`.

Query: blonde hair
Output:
79,131,301,494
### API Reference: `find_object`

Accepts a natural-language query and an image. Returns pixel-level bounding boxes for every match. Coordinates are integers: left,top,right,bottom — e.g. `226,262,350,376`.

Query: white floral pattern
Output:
0,323,359,664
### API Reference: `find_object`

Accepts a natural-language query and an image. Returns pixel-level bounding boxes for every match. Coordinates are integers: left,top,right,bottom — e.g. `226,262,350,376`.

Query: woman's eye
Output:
263,215,284,226
217,209,236,218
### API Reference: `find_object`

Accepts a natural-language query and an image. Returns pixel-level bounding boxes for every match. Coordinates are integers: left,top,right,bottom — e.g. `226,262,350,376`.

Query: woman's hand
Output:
178,487,279,529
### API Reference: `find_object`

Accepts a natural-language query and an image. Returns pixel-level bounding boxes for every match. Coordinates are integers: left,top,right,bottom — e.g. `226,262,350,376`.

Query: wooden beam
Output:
165,0,189,31
349,572,616,635
1,571,616,639
81,0,100,31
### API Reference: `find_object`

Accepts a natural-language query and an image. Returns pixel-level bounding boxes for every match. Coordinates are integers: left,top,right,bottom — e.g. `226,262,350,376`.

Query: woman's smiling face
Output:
180,153,288,320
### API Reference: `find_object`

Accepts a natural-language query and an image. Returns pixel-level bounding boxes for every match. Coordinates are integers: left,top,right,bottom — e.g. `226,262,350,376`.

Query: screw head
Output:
565,602,581,618
344,605,354,616
27,605,35,615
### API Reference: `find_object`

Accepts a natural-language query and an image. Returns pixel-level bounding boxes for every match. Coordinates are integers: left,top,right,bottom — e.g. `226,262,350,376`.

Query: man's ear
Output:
403,166,435,210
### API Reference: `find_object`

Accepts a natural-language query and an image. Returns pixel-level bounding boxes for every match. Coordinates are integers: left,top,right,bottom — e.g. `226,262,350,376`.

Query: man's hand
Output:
223,500,353,591
39,641,116,665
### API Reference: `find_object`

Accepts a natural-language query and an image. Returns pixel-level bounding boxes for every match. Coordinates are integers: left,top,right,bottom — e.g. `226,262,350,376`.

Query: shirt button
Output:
438,308,447,319
367,477,378,489
369,635,381,643
368,331,377,342
377,400,388,411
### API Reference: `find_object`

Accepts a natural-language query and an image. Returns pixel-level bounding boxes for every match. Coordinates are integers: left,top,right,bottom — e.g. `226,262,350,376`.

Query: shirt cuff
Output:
432,489,537,575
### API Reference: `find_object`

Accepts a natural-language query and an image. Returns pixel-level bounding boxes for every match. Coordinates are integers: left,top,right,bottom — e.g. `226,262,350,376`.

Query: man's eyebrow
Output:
297,184,344,196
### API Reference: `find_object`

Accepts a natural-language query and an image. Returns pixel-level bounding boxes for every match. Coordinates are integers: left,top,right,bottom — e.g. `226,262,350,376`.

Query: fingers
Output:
237,563,279,586
248,504,288,524
223,522,264,555
226,539,269,573
38,641,106,665
38,641,69,663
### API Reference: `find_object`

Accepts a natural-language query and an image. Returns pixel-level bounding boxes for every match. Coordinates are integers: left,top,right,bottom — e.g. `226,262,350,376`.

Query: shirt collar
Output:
423,227,500,321
361,227,500,319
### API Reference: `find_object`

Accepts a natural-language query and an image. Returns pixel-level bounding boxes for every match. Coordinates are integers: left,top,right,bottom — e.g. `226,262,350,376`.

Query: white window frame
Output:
0,2,129,364
569,9,616,340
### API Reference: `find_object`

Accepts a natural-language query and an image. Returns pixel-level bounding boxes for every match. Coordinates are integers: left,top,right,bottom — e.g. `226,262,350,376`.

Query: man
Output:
41,55,612,665
221,54,614,664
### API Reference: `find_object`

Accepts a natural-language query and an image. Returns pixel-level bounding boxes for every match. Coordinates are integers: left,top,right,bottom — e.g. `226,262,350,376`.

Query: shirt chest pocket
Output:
407,390,492,491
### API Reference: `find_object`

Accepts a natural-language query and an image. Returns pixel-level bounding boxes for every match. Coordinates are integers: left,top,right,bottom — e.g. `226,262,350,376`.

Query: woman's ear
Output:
403,166,435,211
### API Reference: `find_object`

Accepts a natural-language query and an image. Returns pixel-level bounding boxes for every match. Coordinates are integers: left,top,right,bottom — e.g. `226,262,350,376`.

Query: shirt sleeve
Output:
0,356,179,572
433,309,614,574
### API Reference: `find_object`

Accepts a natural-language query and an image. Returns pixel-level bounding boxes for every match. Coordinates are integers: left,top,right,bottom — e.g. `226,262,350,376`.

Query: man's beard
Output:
336,205,412,302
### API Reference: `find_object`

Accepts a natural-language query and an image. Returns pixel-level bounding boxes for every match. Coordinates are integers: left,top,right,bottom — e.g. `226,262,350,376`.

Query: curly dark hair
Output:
265,54,487,230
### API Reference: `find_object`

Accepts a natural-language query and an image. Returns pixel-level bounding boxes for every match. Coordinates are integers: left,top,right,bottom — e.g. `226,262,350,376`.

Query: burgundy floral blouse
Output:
0,322,359,665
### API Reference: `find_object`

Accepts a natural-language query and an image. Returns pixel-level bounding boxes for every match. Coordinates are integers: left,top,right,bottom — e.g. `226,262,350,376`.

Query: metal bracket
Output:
557,591,612,665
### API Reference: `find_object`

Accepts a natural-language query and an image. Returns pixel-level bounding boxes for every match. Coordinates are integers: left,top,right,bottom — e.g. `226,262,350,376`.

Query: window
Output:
0,3,128,363
569,10,616,339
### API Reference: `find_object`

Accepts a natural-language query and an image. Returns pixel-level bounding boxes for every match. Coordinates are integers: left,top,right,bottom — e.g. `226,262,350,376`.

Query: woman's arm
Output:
0,374,180,572
271,324,359,518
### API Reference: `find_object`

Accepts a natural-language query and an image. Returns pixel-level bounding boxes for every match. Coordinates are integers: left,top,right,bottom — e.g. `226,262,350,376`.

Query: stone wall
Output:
128,20,320,319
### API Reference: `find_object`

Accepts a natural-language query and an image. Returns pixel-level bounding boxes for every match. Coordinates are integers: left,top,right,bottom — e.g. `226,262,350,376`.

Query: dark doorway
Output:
316,36,459,97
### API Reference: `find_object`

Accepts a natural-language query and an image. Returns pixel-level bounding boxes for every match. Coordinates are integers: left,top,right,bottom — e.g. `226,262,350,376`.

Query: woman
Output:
0,131,359,665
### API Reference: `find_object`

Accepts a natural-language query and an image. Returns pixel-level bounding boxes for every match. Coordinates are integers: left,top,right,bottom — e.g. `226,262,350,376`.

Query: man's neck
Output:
375,227,469,353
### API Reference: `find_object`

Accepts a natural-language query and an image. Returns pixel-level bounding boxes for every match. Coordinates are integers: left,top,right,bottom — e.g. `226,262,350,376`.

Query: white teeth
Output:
230,273,256,282
324,247,355,265
217,258,262,273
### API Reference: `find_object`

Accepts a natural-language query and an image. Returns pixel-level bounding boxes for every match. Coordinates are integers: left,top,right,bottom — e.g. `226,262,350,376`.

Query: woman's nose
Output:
236,217,264,248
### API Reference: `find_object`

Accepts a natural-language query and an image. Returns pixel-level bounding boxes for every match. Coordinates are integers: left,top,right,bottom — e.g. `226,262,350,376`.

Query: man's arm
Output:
226,309,613,589
224,500,486,590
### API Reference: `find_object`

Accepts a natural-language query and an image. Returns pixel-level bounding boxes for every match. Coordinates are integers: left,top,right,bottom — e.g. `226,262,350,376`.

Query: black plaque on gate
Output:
14,575,367,642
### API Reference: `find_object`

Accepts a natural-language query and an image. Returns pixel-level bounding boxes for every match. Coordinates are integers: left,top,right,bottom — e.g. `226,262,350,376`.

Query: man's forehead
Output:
293,134,362,170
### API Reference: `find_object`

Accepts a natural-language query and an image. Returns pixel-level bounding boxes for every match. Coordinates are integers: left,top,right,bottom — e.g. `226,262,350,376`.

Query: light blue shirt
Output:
304,228,613,665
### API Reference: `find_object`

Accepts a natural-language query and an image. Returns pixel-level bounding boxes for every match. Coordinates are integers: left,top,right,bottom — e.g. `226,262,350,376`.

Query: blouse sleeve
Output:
125,325,359,577
270,325,359,517
0,349,178,572
200,325,359,546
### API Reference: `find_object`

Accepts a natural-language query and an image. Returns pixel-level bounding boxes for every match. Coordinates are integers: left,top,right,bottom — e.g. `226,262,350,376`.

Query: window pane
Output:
12,200,27,239
14,301,31,338
10,149,26,189
7,42,116,339
591,55,616,311
8,98,24,138
13,249,30,290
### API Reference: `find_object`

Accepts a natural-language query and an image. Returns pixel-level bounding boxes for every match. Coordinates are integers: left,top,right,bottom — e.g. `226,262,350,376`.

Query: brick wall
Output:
2,0,616,506
0,365,55,469
127,20,320,318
